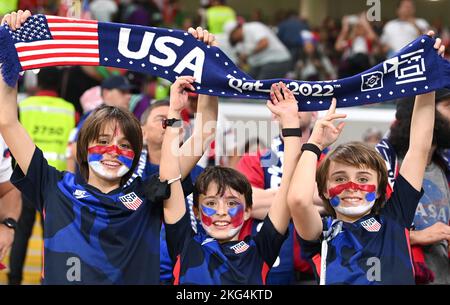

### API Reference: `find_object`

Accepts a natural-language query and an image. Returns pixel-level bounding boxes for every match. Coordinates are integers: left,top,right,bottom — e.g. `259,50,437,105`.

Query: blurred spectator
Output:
161,0,187,28
0,0,17,17
205,0,236,35
376,90,450,284
0,133,21,274
362,127,383,147
297,32,336,81
79,86,103,114
381,0,429,57
117,0,162,26
225,20,292,79
335,12,378,78
8,67,75,285
319,16,341,65
89,0,118,22
277,10,309,65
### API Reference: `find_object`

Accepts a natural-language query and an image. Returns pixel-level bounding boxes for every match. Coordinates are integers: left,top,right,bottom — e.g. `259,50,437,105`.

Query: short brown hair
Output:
316,141,388,217
140,99,170,125
76,105,143,184
193,166,253,209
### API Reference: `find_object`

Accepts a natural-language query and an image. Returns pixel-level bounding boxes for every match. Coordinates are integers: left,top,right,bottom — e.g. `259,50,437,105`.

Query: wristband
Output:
282,128,302,137
301,143,322,159
167,174,182,185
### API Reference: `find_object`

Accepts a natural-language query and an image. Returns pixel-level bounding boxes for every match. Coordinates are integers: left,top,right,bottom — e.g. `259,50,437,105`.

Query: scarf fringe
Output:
0,26,21,87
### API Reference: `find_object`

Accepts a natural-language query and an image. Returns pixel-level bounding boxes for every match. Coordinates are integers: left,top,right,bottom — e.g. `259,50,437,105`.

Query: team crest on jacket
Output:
230,241,249,254
119,192,143,210
360,217,381,232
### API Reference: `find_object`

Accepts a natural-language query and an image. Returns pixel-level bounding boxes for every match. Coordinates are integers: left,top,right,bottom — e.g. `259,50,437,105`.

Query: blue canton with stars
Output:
5,15,52,43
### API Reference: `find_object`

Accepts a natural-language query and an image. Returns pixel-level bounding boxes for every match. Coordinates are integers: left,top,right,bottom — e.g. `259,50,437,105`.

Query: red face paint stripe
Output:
201,213,213,226
328,182,376,197
88,145,135,159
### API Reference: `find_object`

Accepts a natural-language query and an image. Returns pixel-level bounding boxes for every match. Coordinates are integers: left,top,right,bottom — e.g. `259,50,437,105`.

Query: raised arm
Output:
160,76,196,224
399,32,445,191
287,99,346,241
265,82,301,234
179,27,218,179
0,10,36,175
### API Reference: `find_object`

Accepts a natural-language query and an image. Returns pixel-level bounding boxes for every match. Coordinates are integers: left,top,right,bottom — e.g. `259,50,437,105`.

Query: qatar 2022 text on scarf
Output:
1,14,450,111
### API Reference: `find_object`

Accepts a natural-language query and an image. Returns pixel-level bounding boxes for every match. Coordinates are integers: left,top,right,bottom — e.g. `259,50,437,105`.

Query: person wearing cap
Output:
375,89,450,284
66,75,133,173
224,20,292,79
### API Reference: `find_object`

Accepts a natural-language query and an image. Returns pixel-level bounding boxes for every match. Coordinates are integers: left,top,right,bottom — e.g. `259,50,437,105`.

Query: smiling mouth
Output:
101,160,122,168
213,220,230,229
340,197,363,205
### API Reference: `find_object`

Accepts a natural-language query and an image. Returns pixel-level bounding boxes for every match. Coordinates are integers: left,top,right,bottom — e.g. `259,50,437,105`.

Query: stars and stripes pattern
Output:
360,217,382,232
230,241,250,254
6,14,99,70
118,192,143,211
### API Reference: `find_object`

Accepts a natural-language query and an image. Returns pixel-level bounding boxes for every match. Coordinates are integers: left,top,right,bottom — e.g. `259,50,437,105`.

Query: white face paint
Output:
88,161,130,180
334,201,376,217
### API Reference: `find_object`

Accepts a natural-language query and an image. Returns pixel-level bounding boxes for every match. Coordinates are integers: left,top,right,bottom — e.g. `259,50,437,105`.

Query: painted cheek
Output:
201,205,216,227
117,155,133,169
365,192,376,202
330,196,340,207
228,205,244,228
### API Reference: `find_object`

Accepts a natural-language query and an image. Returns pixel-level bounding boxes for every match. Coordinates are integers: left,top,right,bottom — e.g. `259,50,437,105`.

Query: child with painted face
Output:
287,32,445,285
0,10,218,284
160,81,299,284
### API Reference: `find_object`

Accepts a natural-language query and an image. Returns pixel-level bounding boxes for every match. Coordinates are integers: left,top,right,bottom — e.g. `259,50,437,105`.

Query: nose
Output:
216,203,227,216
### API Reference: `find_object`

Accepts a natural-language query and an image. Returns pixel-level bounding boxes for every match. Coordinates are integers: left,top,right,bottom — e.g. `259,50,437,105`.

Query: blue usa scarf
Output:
1,14,450,111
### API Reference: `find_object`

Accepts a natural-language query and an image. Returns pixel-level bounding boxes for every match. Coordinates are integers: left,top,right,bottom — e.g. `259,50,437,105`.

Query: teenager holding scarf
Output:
0,10,217,284
288,32,445,285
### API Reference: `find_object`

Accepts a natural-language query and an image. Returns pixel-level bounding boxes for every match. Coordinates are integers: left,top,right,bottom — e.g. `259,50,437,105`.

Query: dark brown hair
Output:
316,141,388,217
193,166,253,209
76,104,143,184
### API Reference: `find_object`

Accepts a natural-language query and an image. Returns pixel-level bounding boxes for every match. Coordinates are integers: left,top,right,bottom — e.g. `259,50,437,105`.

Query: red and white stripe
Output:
16,16,99,70
361,218,382,232
123,197,143,211
230,241,250,254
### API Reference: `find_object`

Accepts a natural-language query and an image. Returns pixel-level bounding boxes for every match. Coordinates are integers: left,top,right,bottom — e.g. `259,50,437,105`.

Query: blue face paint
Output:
330,196,340,207
365,192,376,202
227,204,243,217
201,205,216,216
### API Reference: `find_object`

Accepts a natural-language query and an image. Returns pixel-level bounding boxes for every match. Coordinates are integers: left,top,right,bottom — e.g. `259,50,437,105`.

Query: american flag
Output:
5,14,99,70
230,241,250,254
360,217,382,232
119,192,143,211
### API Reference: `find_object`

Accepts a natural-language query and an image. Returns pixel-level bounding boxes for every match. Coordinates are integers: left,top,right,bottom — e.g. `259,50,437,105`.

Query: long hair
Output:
76,105,143,185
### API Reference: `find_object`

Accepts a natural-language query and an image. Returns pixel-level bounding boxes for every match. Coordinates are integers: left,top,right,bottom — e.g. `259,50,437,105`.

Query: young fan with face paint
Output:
287,32,445,285
0,10,219,284
160,81,299,284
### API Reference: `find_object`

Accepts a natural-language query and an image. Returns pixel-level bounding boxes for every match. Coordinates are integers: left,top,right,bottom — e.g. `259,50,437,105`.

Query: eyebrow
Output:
330,170,373,176
202,195,241,200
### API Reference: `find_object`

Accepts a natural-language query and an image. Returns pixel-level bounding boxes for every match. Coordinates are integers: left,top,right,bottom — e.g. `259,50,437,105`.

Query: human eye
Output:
204,201,217,208
227,201,240,208
97,138,109,145
119,142,131,150
334,176,346,183
358,176,369,183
